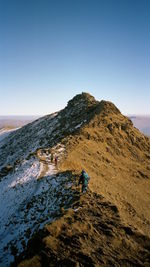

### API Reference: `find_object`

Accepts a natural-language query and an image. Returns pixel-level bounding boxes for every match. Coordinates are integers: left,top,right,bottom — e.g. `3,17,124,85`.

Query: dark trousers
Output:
82,184,88,193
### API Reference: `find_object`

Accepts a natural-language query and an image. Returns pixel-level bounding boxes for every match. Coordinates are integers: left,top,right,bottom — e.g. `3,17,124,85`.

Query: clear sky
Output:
0,0,150,115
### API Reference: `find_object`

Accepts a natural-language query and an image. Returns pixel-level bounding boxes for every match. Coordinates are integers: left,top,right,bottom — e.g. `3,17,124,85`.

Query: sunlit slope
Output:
60,95,150,237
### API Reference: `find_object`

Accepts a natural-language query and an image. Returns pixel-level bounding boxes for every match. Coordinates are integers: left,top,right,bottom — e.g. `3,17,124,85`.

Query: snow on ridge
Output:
0,157,40,265
0,112,59,169
0,128,19,148
0,143,75,266
0,101,92,265
75,122,83,129
32,112,58,126
0,100,89,170
8,160,39,188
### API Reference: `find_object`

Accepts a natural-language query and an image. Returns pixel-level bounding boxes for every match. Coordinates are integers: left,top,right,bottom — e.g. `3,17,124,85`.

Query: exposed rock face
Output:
67,92,98,108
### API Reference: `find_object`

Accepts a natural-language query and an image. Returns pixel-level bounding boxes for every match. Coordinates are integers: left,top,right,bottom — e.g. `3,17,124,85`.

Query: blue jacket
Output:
79,172,90,186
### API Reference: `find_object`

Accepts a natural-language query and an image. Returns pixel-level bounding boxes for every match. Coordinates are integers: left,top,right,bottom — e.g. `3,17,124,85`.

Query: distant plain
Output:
0,115,41,129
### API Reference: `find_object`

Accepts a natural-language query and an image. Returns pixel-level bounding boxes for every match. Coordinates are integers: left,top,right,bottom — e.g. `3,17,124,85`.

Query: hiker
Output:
78,170,90,193
55,156,58,166
51,153,54,163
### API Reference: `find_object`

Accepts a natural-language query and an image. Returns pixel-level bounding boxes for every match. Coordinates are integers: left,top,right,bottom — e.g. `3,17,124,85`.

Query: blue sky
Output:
0,0,150,115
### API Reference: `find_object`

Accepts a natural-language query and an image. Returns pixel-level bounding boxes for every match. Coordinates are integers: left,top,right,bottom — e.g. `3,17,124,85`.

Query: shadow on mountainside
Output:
13,188,150,267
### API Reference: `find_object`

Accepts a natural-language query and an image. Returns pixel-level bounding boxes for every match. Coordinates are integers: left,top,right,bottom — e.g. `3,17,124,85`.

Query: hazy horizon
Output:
1,113,150,136
0,113,150,117
0,115,42,119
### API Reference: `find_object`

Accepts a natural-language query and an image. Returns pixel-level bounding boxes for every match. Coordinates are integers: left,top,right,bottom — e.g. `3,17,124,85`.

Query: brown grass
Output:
60,111,150,237
17,192,150,266
18,255,41,267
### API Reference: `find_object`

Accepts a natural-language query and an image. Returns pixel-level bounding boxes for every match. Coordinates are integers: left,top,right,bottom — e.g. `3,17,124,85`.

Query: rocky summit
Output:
0,93,150,267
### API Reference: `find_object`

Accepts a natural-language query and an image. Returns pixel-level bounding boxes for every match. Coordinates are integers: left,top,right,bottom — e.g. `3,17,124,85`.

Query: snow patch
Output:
0,128,19,147
0,145,75,266
75,122,83,129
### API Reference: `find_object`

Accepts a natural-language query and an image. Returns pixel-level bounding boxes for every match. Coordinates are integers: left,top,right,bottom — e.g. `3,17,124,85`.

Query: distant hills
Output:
0,115,41,129
130,115,150,136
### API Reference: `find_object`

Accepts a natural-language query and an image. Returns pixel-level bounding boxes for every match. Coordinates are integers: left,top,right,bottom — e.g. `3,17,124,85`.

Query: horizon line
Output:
0,113,150,117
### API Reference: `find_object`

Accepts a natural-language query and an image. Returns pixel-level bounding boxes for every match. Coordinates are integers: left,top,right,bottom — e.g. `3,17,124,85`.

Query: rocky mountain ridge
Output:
0,93,123,175
0,92,150,266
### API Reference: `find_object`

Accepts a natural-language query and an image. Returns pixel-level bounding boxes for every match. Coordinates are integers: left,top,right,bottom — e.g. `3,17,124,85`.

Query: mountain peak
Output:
67,92,98,109
67,92,121,117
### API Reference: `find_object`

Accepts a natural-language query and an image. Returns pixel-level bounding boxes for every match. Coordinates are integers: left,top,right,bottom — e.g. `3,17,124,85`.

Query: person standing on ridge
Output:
55,155,58,166
51,152,54,163
78,170,90,193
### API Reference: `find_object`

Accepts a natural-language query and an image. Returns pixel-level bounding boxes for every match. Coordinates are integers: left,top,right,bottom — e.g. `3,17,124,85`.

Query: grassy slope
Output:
60,108,150,237
16,192,150,267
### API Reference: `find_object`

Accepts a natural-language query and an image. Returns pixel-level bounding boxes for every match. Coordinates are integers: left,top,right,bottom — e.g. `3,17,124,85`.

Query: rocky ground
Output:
15,190,150,267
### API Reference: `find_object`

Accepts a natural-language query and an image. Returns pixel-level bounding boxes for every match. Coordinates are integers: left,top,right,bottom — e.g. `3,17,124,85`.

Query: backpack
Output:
83,172,90,186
